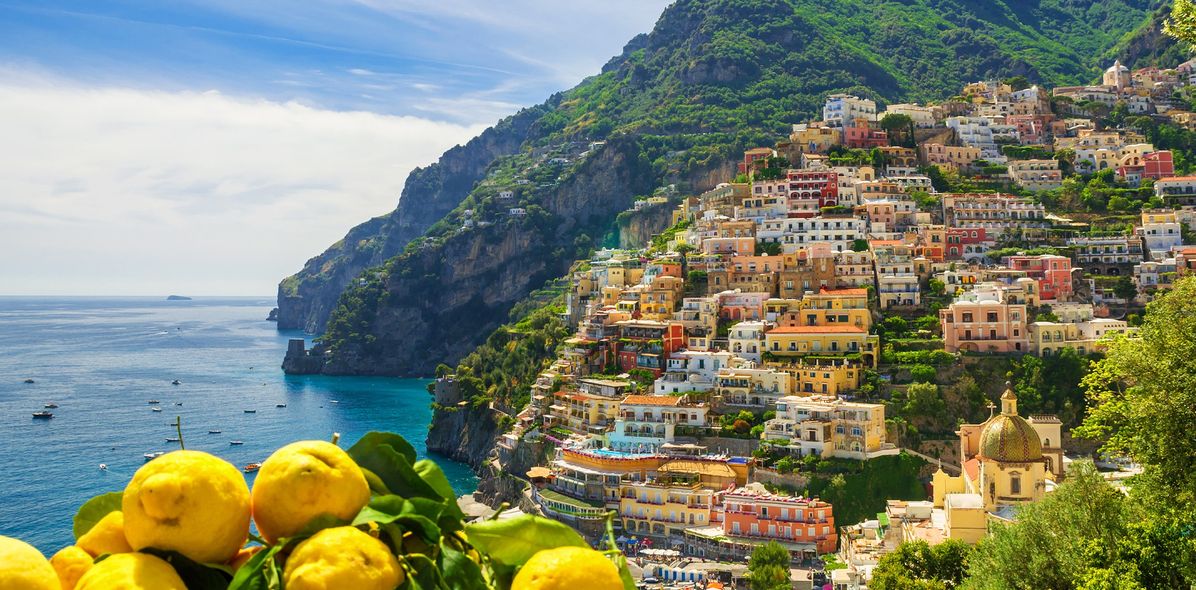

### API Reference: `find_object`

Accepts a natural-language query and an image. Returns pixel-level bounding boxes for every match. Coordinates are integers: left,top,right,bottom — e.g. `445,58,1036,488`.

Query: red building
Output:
613,320,686,376
739,147,774,175
721,488,837,555
843,119,888,149
784,169,840,208
945,227,988,260
1143,151,1175,180
1008,254,1074,301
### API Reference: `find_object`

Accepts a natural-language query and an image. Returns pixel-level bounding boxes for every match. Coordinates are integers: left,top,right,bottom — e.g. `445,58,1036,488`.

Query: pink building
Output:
716,291,771,321
843,119,888,149
720,488,837,555
1008,254,1073,302
940,283,1029,354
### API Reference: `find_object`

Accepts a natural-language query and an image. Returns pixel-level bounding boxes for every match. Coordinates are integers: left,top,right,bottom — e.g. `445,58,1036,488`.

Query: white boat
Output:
99,464,107,471
229,440,244,446
44,403,58,409
329,400,339,404
143,452,165,461
165,437,180,443
151,407,163,412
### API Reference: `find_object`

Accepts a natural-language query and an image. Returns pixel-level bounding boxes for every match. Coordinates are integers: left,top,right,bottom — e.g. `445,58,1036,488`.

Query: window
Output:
1011,474,1021,495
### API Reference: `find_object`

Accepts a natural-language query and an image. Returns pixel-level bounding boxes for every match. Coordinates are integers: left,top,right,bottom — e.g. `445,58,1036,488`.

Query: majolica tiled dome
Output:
979,386,1042,463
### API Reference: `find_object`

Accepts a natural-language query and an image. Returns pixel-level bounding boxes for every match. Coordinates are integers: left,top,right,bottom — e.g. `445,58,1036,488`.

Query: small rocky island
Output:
166,295,193,301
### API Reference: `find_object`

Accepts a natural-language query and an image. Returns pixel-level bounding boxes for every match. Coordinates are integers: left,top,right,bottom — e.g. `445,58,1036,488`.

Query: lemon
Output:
283,526,403,590
251,440,369,543
50,545,94,590
75,552,186,590
512,546,623,590
0,536,59,590
122,450,251,563
77,511,133,557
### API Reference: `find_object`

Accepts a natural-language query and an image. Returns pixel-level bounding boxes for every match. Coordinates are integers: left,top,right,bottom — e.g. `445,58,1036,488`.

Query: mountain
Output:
281,0,1172,375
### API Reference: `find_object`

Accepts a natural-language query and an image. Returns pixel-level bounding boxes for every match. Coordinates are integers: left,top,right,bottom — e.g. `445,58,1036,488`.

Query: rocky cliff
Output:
314,136,656,376
275,104,552,333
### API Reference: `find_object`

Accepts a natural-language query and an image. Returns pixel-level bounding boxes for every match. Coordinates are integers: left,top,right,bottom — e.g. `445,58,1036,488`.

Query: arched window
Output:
1011,474,1022,495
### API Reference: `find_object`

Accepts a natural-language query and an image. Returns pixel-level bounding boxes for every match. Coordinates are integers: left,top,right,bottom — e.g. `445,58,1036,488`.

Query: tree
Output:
871,539,971,590
880,113,916,148
1077,277,1196,514
909,364,937,384
883,316,909,337
1112,276,1137,303
748,542,791,590
1165,0,1196,49
756,241,782,256
928,279,946,296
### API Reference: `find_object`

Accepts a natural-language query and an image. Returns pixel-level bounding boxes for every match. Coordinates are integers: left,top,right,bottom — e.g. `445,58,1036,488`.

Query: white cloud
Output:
0,77,486,295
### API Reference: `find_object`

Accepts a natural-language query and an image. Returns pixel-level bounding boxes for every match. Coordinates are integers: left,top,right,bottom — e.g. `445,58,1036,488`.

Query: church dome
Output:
978,385,1043,463
1106,60,1129,74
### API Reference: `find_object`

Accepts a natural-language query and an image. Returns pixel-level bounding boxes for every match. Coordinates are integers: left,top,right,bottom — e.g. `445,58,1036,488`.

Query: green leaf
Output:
349,431,418,465
139,549,233,590
414,459,465,520
464,514,587,566
73,492,123,540
227,545,284,590
613,552,636,590
361,467,393,496
352,495,443,541
403,553,448,590
440,542,489,590
351,443,443,502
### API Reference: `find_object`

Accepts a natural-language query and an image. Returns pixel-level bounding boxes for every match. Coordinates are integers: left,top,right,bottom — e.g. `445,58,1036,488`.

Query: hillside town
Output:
436,57,1196,590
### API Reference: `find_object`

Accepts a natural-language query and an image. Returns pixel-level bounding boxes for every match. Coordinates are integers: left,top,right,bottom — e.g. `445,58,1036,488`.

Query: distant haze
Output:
0,1,669,295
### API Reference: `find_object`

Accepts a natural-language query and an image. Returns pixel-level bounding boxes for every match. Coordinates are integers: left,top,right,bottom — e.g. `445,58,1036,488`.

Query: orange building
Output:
721,486,837,555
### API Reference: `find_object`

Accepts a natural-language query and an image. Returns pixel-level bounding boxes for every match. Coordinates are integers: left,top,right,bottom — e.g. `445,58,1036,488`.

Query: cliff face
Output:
426,404,502,468
316,136,656,376
618,203,676,249
275,104,550,332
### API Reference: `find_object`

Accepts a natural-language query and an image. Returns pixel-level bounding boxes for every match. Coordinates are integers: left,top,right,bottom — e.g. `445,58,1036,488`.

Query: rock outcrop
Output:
275,104,552,333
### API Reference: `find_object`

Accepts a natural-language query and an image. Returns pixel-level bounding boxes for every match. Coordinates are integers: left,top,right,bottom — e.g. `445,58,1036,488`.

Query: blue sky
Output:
0,1,671,294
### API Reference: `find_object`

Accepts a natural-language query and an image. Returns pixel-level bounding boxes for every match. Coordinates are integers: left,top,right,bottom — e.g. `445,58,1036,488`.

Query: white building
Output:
946,117,1003,161
824,94,877,128
882,103,936,128
762,396,893,460
608,395,709,452
757,215,865,254
728,320,772,363
654,350,736,395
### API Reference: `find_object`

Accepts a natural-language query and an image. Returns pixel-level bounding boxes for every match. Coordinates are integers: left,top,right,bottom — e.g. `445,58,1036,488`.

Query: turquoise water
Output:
0,297,477,554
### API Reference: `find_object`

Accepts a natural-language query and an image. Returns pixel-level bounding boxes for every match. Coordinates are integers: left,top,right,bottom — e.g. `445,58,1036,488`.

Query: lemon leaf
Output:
353,495,442,541
139,548,232,590
414,459,466,520
464,514,587,566
72,491,123,540
440,542,488,590
348,431,418,465
360,467,392,496
351,443,443,502
227,544,284,590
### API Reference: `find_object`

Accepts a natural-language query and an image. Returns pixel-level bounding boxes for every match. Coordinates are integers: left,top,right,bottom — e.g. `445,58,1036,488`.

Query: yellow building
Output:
619,479,714,540
764,325,878,368
763,395,890,459
933,385,1057,517
787,288,872,331
546,390,621,435
783,359,863,396
715,366,793,409
639,275,684,320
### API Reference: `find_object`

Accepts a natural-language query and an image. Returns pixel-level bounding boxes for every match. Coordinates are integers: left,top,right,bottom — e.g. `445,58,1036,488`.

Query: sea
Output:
0,296,477,554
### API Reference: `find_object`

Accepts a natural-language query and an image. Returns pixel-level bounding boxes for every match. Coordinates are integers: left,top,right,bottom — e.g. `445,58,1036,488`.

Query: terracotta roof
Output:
1157,176,1196,182
621,395,683,406
963,457,980,483
767,325,866,334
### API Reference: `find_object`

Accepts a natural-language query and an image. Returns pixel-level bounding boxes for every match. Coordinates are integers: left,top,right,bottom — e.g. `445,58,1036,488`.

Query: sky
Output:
0,0,671,295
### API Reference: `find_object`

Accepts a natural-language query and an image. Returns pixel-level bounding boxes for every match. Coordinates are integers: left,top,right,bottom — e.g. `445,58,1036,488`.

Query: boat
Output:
175,402,183,406
23,378,35,384
244,409,256,414
99,464,107,471
208,430,222,434
147,400,160,404
229,440,244,446
151,407,163,412
276,404,287,408
171,379,181,385
330,400,340,404
143,452,165,461
44,403,58,409
243,463,262,473
165,437,180,443
32,411,53,419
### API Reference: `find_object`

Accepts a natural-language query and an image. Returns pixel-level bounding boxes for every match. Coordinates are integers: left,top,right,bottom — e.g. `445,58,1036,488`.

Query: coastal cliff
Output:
313,136,656,376
275,104,551,333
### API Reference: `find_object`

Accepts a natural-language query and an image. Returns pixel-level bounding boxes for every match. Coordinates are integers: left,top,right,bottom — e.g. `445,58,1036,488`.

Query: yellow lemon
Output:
0,536,58,590
283,526,403,590
122,450,251,563
51,545,94,590
512,546,623,590
77,511,133,557
75,552,186,590
251,440,369,543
